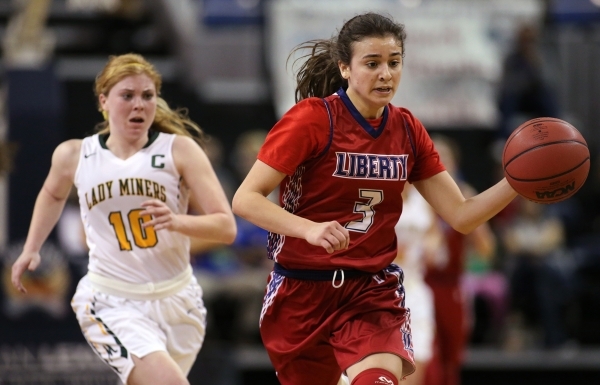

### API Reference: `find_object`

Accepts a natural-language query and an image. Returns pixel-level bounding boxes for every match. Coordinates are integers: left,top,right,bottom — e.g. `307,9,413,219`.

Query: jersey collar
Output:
337,87,388,139
98,130,160,149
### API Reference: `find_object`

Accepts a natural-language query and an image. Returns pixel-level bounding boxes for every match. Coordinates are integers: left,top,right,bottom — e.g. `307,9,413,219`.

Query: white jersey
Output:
394,187,435,361
395,187,433,287
74,132,191,284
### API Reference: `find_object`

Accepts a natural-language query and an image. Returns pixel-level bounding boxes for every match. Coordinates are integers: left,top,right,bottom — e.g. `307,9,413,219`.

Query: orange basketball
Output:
502,117,590,203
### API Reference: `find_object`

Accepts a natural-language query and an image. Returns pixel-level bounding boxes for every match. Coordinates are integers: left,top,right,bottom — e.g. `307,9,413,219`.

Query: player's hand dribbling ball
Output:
502,117,590,204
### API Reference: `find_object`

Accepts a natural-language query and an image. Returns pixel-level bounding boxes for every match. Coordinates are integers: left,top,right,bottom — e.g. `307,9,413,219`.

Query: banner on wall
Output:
266,0,543,129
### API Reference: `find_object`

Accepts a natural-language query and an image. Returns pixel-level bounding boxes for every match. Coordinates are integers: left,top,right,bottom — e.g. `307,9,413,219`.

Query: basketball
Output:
502,117,590,204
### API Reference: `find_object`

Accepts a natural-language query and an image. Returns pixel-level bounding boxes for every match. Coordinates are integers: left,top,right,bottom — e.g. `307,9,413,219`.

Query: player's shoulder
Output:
387,103,416,120
291,97,329,114
54,139,83,157
52,139,83,168
279,97,330,130
172,133,200,151
387,104,426,130
172,134,206,169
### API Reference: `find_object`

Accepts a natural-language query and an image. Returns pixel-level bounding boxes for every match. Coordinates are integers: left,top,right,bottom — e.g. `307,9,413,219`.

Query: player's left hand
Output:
140,199,181,231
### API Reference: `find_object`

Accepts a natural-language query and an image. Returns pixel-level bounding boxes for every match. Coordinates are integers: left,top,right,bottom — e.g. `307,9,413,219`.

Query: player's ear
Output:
338,60,350,80
98,93,107,110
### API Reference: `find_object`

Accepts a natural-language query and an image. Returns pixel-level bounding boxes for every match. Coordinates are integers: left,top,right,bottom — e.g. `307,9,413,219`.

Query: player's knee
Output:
351,368,398,385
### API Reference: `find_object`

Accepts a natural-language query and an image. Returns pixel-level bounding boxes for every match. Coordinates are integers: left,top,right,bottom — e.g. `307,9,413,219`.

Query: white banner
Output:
266,0,543,129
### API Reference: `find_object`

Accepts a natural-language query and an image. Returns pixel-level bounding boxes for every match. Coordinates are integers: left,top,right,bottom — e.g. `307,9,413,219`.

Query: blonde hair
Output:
94,53,204,146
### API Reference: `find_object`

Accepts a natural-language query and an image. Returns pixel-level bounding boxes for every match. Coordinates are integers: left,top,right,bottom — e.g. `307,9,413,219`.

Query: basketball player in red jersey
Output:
424,135,497,385
233,12,518,385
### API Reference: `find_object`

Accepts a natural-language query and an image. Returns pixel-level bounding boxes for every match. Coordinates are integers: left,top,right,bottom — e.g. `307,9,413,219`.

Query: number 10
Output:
108,209,158,250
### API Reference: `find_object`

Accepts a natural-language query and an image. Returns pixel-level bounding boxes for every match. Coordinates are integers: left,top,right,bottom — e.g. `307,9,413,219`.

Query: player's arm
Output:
142,135,236,244
232,160,349,254
11,139,81,293
187,195,228,255
413,171,517,234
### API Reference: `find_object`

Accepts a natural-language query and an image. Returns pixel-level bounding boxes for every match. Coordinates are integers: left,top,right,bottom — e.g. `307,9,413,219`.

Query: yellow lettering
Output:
160,185,166,202
98,184,106,202
135,178,143,196
144,180,153,197
152,182,160,199
119,179,130,196
91,188,98,206
106,181,113,199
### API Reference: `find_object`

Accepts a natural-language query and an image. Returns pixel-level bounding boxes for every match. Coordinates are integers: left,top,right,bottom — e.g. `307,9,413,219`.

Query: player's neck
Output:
105,132,150,160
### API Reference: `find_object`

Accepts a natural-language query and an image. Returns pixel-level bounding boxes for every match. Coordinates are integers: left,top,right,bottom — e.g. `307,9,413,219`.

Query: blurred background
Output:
0,0,600,384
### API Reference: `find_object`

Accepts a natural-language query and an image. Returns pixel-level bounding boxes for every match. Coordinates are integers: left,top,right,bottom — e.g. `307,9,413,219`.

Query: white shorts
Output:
404,278,434,362
71,275,207,384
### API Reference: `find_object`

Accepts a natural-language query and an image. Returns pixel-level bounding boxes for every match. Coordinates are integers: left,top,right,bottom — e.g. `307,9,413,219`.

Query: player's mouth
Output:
129,117,145,124
374,87,392,94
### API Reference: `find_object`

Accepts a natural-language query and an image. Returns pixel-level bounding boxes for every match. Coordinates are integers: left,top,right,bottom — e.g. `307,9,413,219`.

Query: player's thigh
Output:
129,351,188,385
331,267,415,380
72,278,167,384
274,345,342,385
259,276,343,385
162,279,207,375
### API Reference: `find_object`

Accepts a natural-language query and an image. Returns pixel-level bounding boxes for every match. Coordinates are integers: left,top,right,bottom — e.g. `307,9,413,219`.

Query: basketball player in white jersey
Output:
11,54,237,385
393,183,442,385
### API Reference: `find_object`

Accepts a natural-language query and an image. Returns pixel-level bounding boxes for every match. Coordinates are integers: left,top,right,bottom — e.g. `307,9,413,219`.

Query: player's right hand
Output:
11,251,41,294
305,221,350,254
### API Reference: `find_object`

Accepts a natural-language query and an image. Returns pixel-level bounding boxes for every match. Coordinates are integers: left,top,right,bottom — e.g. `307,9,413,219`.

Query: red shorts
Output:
259,265,415,385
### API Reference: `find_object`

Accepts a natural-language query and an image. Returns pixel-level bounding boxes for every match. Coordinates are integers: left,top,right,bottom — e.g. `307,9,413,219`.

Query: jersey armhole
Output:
403,114,417,159
165,133,180,177
73,137,87,189
316,98,334,158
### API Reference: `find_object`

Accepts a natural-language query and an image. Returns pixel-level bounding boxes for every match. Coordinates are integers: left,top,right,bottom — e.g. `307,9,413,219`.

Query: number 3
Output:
345,189,384,233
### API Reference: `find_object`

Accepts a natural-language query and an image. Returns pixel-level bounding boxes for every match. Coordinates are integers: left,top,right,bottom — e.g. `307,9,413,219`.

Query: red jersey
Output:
258,88,445,272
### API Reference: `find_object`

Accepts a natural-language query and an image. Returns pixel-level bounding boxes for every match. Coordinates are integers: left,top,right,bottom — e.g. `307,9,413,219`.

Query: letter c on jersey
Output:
151,154,165,168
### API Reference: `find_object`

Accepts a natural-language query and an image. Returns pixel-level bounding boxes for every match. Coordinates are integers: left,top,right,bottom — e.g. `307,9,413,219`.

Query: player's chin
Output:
372,89,395,103
126,122,151,133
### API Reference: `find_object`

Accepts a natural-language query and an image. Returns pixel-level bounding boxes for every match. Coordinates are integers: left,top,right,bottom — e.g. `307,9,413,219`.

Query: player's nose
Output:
379,65,392,80
133,97,144,110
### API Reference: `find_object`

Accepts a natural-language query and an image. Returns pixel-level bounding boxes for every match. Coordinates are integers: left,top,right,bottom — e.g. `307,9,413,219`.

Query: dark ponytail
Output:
290,39,345,102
